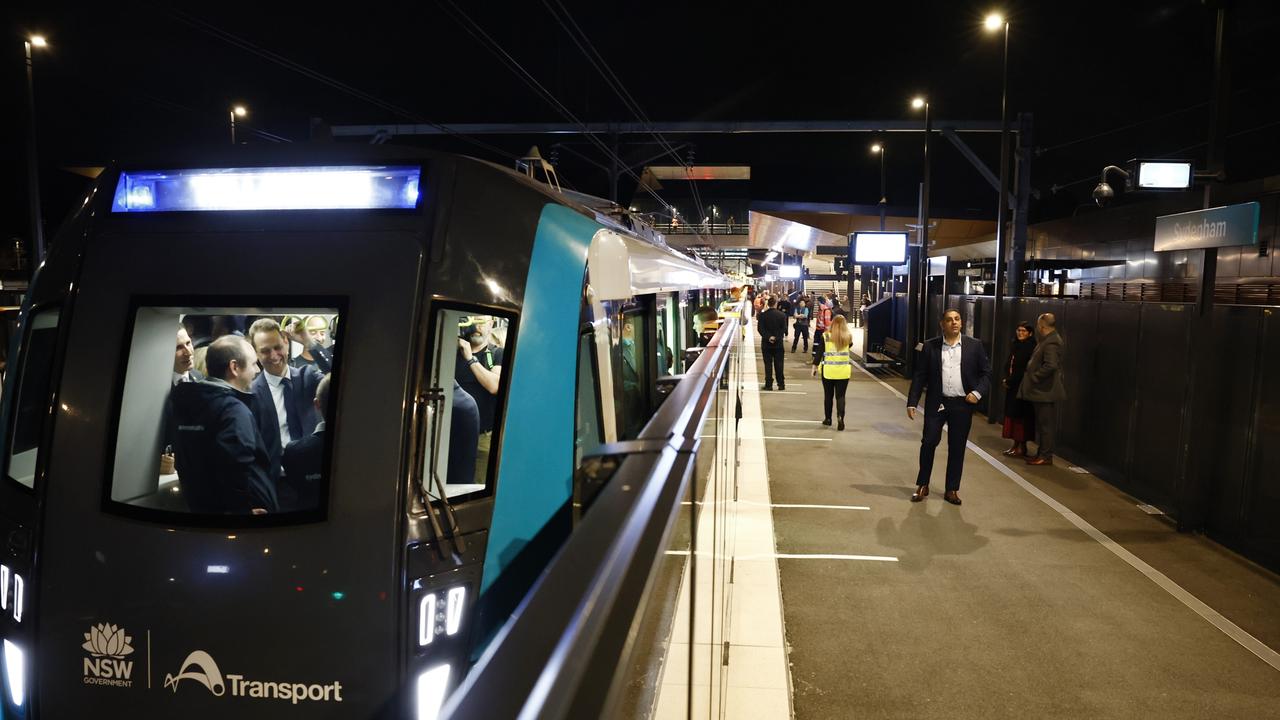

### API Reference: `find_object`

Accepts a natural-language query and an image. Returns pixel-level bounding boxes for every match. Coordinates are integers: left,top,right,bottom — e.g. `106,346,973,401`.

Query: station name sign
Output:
1154,201,1260,252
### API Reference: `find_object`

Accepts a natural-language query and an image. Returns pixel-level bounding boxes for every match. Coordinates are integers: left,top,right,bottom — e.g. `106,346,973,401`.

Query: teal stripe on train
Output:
479,204,598,594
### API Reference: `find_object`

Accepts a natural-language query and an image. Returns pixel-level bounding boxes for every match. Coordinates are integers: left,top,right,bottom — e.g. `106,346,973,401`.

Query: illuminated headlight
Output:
0,565,8,612
415,664,450,720
418,586,466,647
3,639,25,707
11,574,21,623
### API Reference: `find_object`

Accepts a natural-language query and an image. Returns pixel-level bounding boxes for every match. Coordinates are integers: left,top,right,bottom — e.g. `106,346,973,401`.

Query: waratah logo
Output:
82,623,135,659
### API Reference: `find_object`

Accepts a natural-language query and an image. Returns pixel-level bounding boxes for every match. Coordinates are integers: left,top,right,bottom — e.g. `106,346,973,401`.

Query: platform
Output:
737,324,1280,719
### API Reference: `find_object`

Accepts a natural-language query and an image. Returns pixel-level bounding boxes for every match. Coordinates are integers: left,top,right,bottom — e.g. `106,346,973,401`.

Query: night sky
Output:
5,0,1279,249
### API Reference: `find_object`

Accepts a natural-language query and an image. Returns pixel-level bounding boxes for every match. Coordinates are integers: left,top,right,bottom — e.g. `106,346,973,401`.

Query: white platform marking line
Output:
852,361,1280,672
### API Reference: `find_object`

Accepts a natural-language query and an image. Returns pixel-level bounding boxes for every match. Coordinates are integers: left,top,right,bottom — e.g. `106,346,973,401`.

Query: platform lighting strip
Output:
111,165,422,212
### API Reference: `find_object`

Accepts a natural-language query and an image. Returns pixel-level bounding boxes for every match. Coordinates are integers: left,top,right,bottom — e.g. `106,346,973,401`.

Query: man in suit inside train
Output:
249,318,324,506
906,309,991,506
282,373,331,512
162,326,205,473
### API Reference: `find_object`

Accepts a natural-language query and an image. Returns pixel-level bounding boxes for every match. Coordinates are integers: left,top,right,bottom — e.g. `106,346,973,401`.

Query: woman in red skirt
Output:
1002,322,1037,456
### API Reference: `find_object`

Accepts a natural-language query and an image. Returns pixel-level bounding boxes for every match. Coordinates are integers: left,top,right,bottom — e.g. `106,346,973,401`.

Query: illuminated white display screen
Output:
853,232,908,264
1137,161,1193,190
778,265,801,279
111,166,422,212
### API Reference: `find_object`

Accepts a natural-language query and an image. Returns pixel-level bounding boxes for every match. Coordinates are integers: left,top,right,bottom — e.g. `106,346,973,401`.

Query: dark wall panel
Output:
1129,305,1192,509
1058,301,1100,460
1243,310,1280,567
1091,303,1142,480
1205,306,1263,535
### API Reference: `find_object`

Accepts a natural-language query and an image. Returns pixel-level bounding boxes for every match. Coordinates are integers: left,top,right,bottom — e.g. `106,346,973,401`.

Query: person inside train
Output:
171,335,276,514
619,317,645,439
281,373,331,512
456,315,503,484
248,318,324,493
447,380,480,486
693,306,719,347
284,315,333,373
161,326,204,475
191,314,241,377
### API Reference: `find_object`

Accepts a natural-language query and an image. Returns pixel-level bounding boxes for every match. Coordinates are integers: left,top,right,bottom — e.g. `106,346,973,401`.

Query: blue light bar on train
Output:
111,165,422,212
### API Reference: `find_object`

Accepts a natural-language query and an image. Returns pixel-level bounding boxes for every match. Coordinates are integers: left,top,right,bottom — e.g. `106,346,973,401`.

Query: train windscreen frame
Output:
103,298,346,528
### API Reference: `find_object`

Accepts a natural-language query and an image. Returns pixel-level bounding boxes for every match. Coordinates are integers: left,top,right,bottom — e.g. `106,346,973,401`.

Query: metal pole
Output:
24,40,46,265
879,146,887,231
230,111,237,144
991,21,1012,422
920,102,932,344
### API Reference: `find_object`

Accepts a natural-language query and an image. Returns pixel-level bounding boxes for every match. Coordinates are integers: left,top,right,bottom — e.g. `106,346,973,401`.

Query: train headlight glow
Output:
445,587,465,636
418,593,438,647
11,575,22,623
418,585,467,647
3,640,25,707
111,166,423,212
0,565,8,611
415,664,450,720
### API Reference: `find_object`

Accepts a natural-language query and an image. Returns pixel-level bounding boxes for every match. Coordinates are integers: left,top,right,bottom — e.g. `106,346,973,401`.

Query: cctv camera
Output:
1092,182,1114,207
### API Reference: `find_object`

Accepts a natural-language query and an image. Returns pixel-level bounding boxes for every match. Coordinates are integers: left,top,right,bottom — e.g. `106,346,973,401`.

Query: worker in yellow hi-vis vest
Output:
811,315,853,430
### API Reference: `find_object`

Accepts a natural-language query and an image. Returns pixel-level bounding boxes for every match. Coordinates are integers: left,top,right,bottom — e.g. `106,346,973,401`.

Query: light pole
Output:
871,141,887,302
986,12,1012,423
230,105,247,144
909,96,932,367
24,34,49,266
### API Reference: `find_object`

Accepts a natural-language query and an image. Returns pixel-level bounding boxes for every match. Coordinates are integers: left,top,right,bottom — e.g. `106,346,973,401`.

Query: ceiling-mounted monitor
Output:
1133,160,1193,191
851,231,908,265
778,265,801,279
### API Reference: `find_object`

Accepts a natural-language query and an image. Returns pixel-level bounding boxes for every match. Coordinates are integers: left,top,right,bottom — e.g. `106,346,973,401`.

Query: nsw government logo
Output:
82,623,136,688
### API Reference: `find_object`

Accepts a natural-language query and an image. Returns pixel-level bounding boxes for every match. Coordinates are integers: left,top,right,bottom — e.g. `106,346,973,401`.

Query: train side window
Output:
613,309,650,440
574,330,603,467
107,305,341,520
5,308,61,489
421,307,512,501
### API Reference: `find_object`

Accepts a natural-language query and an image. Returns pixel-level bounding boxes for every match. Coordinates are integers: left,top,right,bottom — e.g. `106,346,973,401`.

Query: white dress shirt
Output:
172,371,191,386
264,370,293,446
940,337,973,399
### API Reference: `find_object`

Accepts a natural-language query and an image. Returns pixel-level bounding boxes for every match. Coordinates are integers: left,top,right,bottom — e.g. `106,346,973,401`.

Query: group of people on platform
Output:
743,288,1067,507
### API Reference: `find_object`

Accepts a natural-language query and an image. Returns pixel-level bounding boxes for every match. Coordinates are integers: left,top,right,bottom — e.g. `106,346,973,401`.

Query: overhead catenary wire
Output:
540,0,708,228
436,0,676,214
164,8,517,161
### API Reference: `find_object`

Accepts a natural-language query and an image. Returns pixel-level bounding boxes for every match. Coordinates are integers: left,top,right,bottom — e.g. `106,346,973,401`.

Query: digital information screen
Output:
1136,161,1193,190
852,232,909,265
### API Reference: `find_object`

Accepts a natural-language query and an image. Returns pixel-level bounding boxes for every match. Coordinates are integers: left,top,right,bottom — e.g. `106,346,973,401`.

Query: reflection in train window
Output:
108,306,339,518
574,330,603,467
422,307,512,502
6,308,60,489
614,309,650,440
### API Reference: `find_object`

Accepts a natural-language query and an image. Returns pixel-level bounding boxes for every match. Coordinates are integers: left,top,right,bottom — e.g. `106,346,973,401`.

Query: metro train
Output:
0,145,731,718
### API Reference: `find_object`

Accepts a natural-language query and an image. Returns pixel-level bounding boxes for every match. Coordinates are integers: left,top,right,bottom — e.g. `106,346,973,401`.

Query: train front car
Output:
0,147,548,719
0,145,728,719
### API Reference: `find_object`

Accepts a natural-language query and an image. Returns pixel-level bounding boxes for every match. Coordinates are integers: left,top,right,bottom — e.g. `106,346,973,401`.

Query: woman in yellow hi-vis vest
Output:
811,315,853,430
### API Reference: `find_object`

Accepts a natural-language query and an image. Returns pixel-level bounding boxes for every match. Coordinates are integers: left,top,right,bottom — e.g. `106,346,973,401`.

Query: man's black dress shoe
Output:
910,485,929,502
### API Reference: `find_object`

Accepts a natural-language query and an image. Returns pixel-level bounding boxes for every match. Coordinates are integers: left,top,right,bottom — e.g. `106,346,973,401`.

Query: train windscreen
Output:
107,306,340,520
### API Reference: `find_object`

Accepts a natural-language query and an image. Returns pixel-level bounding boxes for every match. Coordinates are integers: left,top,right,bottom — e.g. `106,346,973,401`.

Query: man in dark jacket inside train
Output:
282,373,331,511
249,318,324,501
172,335,277,514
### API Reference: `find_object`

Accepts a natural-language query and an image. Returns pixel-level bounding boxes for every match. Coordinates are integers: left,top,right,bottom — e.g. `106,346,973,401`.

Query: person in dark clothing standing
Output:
171,336,276,514
456,316,504,482
1019,313,1067,466
757,298,788,391
791,299,810,353
907,309,991,506
281,373,332,512
1001,322,1037,457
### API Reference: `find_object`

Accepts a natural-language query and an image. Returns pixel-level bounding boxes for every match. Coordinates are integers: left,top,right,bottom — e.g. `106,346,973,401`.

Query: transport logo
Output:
164,650,226,696
82,623,136,688
163,649,343,704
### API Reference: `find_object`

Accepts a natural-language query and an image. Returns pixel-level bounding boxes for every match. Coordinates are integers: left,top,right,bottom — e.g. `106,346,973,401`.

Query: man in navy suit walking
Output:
906,309,991,506
248,318,324,508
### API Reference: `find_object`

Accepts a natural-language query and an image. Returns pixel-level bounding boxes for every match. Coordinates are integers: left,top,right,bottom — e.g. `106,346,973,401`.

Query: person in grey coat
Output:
1018,313,1067,466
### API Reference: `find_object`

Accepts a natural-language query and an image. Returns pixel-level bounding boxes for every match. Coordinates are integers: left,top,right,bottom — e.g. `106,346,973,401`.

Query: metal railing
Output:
441,317,741,719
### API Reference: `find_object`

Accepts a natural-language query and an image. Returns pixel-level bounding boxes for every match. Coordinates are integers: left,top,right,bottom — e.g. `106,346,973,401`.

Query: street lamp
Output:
909,96,932,358
985,12,1012,305
24,34,49,265
870,142,887,229
230,105,247,144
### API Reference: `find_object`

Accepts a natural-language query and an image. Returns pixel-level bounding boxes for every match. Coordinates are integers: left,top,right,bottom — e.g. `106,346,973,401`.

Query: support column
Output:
1010,113,1033,297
